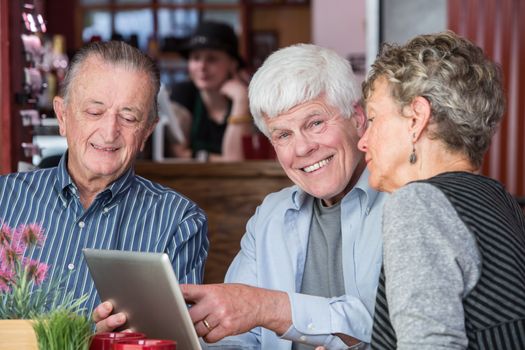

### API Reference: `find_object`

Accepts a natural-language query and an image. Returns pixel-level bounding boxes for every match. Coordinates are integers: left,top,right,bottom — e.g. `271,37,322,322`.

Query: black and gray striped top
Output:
371,171,525,350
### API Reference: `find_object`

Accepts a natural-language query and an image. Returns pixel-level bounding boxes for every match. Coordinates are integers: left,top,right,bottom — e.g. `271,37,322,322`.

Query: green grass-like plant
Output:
32,294,94,350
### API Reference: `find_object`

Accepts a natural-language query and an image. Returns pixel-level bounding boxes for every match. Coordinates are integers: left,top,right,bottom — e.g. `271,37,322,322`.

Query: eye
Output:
189,52,201,61
86,109,103,117
306,118,326,134
278,131,290,140
366,117,375,127
119,114,138,125
207,56,218,64
309,119,323,127
270,130,291,145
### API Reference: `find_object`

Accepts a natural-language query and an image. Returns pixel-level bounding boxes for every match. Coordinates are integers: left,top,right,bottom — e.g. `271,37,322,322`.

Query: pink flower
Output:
0,221,50,297
0,222,13,247
1,246,23,268
17,223,45,247
0,268,14,292
24,259,49,285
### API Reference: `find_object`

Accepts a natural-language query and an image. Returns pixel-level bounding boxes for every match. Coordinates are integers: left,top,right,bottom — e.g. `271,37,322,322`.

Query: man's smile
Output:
302,155,333,173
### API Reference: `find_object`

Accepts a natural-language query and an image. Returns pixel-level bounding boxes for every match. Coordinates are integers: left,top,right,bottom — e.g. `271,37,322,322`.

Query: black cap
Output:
181,21,244,67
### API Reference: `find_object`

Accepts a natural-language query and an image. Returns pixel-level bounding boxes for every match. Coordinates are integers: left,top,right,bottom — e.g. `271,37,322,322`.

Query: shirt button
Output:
78,221,85,228
103,207,109,213
300,336,307,342
307,323,315,330
67,263,75,270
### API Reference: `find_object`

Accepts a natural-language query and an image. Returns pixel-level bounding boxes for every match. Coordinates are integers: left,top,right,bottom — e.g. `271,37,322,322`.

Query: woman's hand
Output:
219,75,249,117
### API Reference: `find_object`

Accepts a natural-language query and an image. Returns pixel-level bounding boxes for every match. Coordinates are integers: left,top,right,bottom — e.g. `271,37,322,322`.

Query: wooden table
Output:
135,160,292,283
0,320,37,350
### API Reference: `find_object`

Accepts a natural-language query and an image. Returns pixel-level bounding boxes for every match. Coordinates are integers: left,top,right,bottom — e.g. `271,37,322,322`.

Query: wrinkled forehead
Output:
75,56,154,93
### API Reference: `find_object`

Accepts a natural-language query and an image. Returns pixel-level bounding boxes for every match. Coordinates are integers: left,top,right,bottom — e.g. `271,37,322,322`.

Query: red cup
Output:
114,339,176,350
89,332,147,350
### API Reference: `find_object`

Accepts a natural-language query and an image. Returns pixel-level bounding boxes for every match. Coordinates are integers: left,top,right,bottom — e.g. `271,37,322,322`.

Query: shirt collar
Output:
348,168,381,209
55,152,135,204
56,153,73,194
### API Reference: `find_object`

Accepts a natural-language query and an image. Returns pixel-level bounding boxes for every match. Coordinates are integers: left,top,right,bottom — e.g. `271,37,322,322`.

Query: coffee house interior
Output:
1,0,524,283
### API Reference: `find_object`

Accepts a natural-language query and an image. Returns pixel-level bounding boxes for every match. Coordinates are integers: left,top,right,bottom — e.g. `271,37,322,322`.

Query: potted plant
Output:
33,296,93,350
0,221,93,349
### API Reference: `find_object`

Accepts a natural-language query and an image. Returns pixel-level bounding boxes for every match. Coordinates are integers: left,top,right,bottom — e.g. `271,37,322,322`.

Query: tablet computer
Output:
83,249,202,350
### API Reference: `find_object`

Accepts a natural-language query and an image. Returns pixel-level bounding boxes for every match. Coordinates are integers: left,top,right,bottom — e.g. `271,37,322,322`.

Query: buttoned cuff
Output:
278,292,350,349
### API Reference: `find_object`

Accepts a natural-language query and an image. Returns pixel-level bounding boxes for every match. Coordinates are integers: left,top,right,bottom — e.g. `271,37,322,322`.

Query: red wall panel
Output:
0,0,12,174
449,0,525,197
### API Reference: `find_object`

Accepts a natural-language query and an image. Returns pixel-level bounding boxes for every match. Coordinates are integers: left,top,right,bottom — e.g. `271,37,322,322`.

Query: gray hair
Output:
60,40,160,124
249,43,360,137
363,30,504,168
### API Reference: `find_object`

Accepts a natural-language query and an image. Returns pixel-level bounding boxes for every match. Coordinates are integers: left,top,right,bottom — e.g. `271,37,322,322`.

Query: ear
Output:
408,96,431,141
352,102,367,137
140,117,159,151
53,96,67,137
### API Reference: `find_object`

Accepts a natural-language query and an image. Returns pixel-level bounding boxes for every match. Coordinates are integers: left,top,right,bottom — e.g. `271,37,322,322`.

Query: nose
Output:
295,131,318,157
101,113,121,142
194,58,207,71
358,128,368,152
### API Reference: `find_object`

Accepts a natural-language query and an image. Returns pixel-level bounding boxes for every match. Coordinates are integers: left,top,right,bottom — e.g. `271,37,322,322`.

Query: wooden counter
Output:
135,160,292,283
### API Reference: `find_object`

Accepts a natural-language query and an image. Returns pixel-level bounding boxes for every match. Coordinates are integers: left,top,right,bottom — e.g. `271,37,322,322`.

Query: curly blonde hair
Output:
363,31,504,168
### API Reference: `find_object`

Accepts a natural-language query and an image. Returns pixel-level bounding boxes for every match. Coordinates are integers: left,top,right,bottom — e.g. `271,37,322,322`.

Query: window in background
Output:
158,0,239,3
158,0,198,4
81,0,110,5
78,0,311,83
202,9,240,33
82,11,112,43
158,8,197,39
203,0,239,3
114,9,154,50
380,0,447,45
79,1,242,51
157,8,197,85
115,0,151,4
79,0,243,89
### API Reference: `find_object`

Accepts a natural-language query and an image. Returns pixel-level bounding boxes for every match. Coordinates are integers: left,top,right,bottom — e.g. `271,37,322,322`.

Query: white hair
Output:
249,43,360,136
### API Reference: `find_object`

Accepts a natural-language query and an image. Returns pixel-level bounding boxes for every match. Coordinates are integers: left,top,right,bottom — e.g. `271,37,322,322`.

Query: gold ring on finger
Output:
203,319,212,331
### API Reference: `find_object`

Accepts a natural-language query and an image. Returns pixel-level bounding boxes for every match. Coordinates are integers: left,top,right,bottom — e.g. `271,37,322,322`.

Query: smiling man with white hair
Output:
96,43,386,350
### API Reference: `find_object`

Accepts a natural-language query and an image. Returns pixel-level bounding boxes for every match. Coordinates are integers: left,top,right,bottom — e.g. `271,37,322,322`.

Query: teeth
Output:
93,144,117,152
303,157,332,173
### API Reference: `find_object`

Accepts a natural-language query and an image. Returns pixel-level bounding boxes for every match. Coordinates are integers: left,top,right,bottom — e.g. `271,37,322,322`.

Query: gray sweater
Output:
382,183,482,349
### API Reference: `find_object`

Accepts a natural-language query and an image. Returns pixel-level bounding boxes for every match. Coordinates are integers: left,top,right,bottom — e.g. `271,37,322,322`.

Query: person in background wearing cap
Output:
169,21,253,162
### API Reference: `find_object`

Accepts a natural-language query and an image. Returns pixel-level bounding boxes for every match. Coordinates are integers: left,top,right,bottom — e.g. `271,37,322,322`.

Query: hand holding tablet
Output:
83,249,202,350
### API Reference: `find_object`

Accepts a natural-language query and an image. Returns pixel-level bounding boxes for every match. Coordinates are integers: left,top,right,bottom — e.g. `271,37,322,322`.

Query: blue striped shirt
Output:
0,155,208,313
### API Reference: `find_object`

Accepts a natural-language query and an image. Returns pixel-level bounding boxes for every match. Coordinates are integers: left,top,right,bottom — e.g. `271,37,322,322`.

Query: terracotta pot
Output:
0,320,38,350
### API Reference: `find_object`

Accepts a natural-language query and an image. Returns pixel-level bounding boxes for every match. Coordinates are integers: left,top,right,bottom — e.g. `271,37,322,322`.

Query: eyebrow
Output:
85,99,104,107
121,106,142,115
85,99,142,115
268,110,326,133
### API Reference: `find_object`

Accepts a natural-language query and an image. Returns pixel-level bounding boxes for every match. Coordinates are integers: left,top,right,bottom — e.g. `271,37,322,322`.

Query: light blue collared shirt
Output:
220,169,386,349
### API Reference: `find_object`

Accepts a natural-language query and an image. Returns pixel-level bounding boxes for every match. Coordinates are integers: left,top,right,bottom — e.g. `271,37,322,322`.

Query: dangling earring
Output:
409,133,417,164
